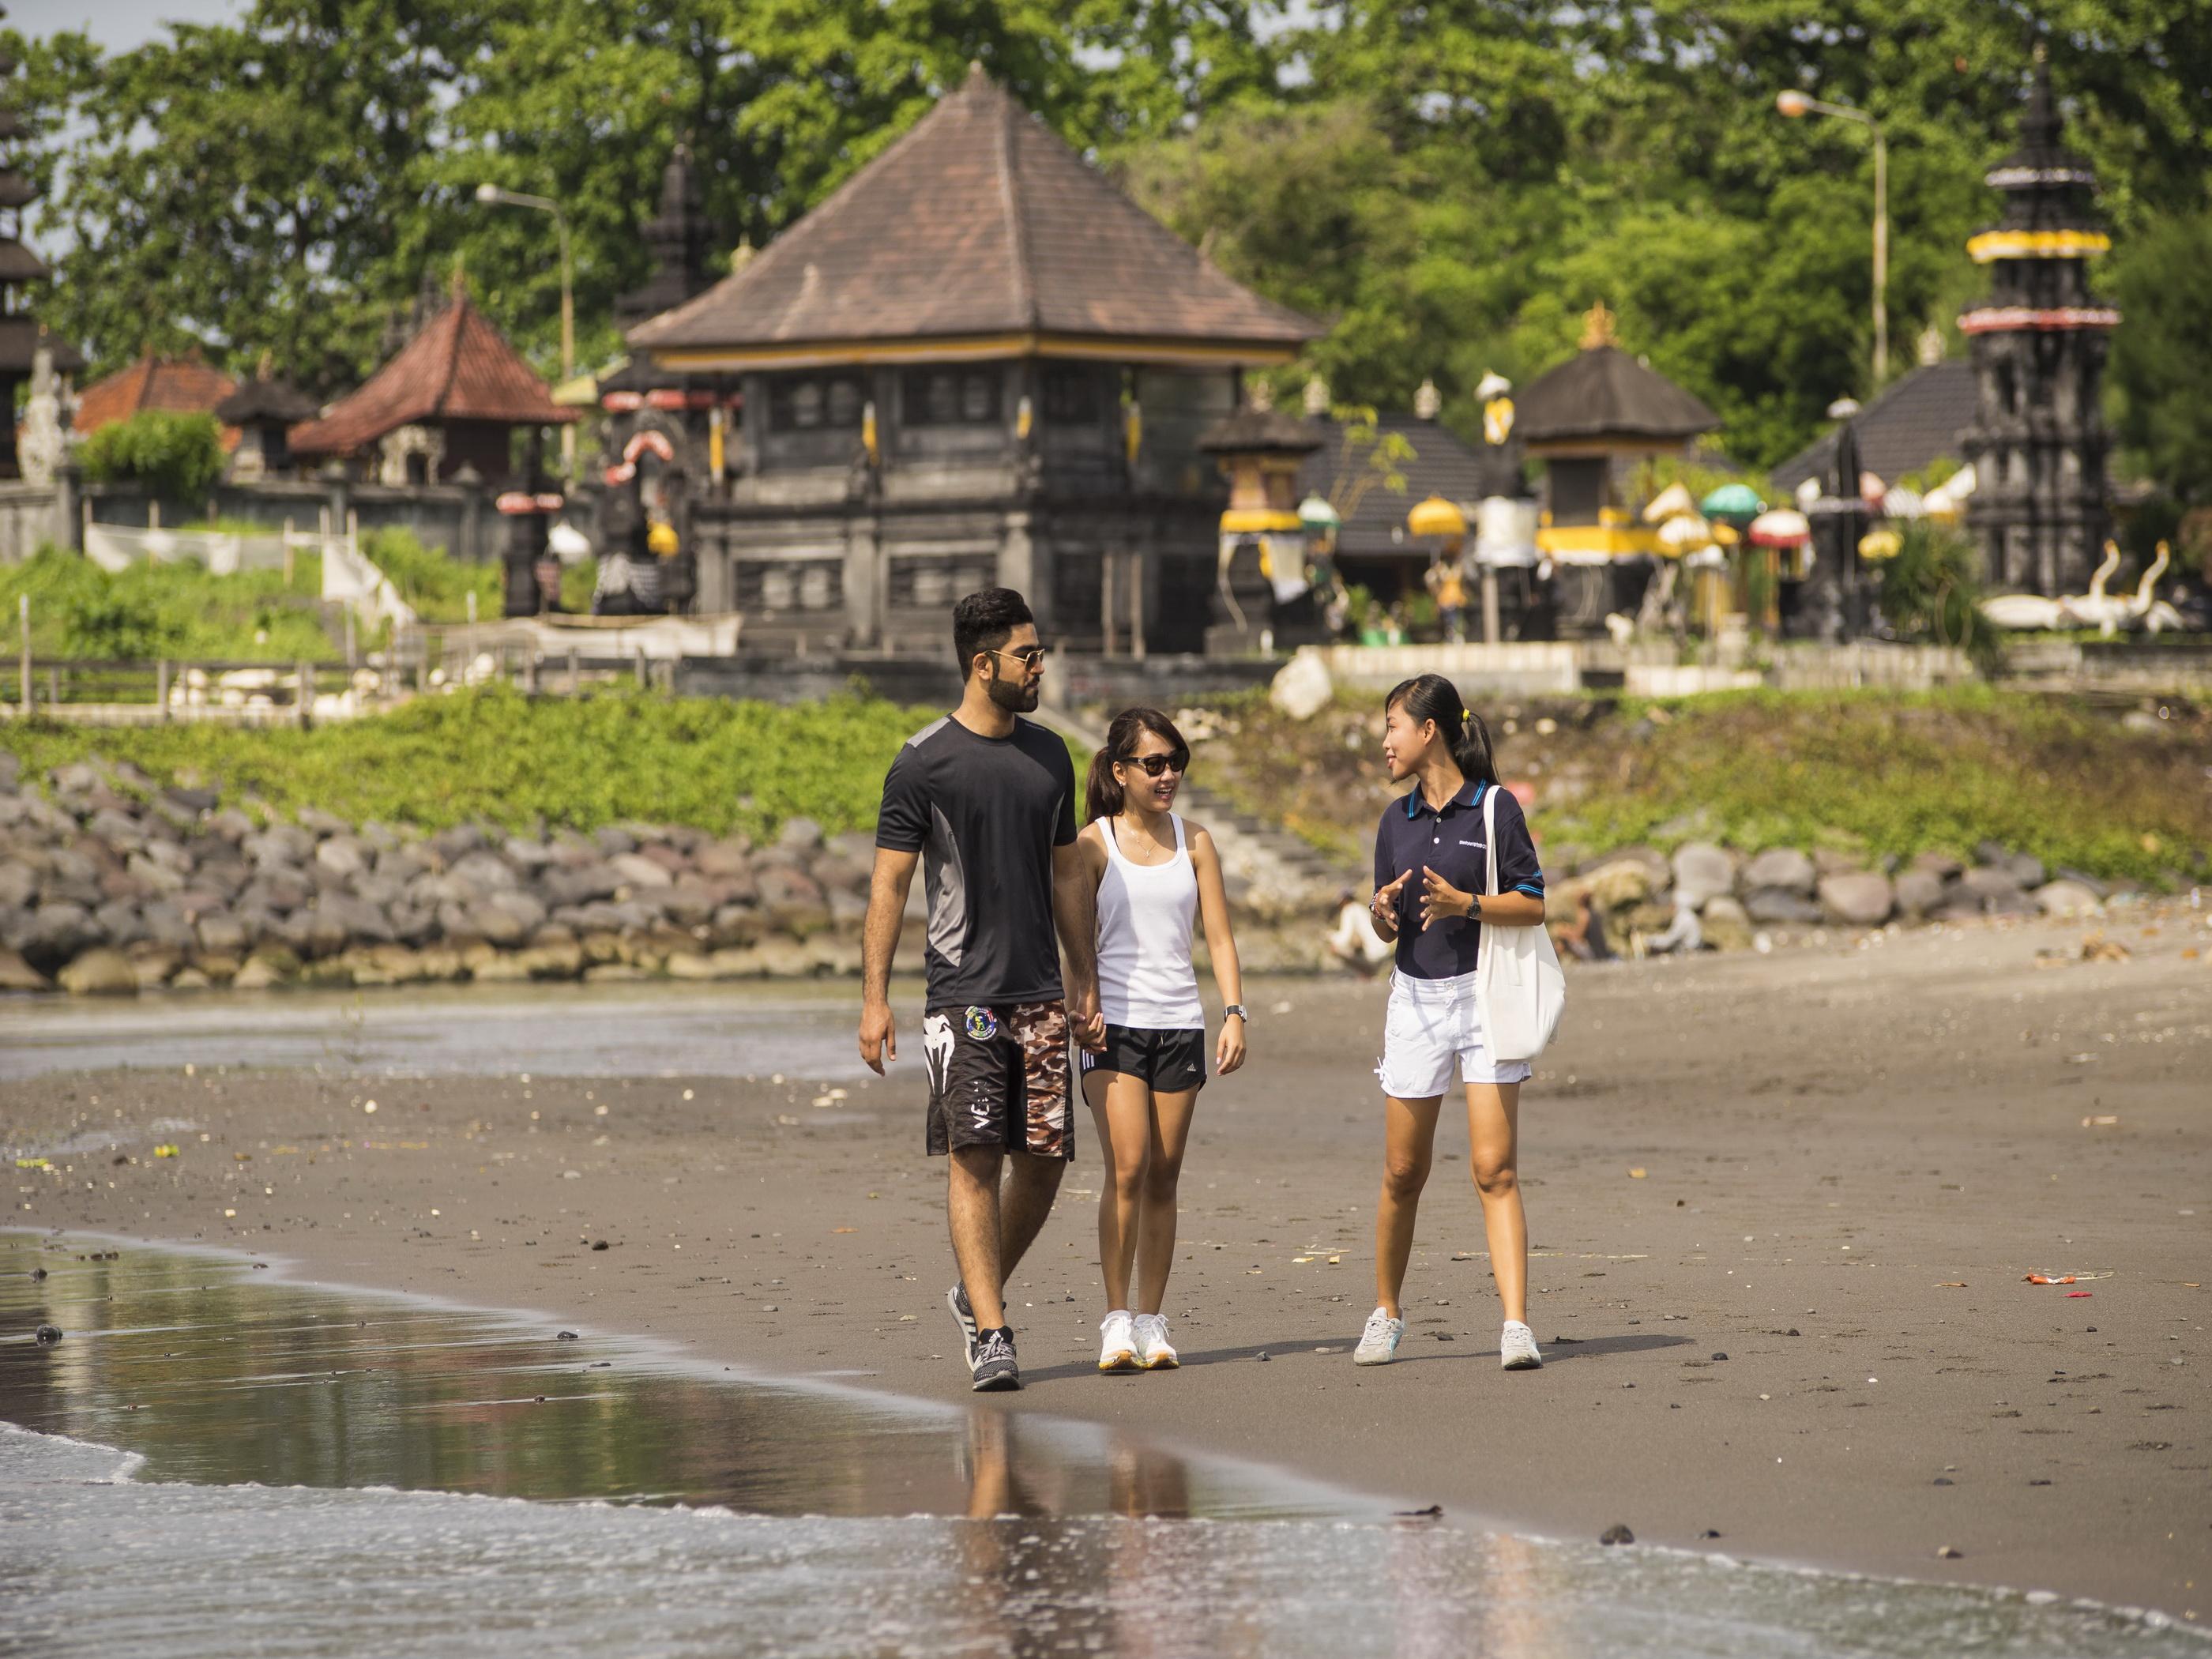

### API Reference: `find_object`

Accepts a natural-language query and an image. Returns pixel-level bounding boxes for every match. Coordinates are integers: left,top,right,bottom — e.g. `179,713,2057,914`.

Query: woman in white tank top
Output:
1076,708,1247,1373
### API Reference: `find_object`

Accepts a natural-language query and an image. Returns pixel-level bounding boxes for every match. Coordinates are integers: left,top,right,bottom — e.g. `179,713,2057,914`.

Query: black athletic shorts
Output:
1078,1024,1209,1093
921,1000,1074,1160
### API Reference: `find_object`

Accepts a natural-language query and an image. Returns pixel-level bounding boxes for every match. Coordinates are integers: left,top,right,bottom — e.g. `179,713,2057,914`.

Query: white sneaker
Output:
1098,1310,1142,1373
1353,1306,1405,1365
1134,1313,1179,1370
1500,1320,1543,1370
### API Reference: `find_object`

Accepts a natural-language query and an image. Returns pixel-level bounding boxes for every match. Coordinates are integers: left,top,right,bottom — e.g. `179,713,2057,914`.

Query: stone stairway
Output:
1034,705,1355,920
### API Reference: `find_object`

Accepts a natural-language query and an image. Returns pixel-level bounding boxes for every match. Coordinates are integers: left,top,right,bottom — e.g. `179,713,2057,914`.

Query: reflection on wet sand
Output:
0,1232,1326,1524
5,1232,2201,1659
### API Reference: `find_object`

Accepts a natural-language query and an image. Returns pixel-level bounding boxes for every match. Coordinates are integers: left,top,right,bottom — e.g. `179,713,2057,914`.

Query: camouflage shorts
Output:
920,999,1073,1161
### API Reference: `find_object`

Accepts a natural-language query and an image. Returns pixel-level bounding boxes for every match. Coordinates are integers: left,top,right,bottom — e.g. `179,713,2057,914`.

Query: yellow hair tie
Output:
1462,708,1471,721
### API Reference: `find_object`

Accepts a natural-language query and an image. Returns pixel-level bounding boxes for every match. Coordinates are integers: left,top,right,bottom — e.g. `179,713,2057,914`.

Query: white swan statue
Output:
1981,540,2126,633
2116,541,2172,635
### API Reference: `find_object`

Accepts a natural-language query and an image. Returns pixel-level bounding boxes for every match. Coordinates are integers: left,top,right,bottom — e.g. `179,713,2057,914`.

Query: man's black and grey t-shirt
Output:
875,714,1078,1010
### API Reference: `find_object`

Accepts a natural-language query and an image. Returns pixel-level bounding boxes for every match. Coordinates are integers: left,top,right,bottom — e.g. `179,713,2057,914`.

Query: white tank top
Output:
1095,813,1205,1030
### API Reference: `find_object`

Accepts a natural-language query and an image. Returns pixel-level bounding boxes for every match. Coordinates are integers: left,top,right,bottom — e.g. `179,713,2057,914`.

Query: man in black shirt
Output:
860,588,1103,1391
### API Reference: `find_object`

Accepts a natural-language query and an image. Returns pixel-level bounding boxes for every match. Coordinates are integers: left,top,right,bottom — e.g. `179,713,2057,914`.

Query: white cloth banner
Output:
83,521,289,576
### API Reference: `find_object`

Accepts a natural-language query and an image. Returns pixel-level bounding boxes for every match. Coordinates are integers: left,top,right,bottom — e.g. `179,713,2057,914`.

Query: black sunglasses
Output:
988,645,1050,669
1118,751,1189,777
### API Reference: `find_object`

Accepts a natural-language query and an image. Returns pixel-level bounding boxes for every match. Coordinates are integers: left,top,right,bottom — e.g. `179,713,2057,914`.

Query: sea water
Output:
1,1233,2198,1658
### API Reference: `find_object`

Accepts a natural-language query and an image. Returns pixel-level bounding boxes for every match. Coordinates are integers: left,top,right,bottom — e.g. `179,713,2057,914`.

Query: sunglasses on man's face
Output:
989,645,1050,670
1119,752,1189,777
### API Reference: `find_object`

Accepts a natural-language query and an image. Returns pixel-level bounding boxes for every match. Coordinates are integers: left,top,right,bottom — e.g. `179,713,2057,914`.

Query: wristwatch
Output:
1223,1003,1249,1022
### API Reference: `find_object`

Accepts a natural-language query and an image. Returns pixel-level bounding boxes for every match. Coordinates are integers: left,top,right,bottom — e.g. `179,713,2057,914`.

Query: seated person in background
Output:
1637,896,1702,957
1553,889,1613,963
1325,885,1395,976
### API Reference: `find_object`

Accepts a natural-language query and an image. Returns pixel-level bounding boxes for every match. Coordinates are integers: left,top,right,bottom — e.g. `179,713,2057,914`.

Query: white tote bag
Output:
1475,785,1567,1062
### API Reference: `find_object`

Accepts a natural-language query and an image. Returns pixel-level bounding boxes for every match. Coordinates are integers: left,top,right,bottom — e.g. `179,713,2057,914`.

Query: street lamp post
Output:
475,182,575,476
1776,90,1887,392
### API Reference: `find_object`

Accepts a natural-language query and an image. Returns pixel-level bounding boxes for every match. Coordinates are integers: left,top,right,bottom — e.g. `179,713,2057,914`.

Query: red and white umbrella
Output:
1747,509,1811,547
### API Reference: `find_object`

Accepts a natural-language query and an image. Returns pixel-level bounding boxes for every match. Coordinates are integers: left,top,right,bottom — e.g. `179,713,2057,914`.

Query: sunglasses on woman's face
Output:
1119,752,1189,777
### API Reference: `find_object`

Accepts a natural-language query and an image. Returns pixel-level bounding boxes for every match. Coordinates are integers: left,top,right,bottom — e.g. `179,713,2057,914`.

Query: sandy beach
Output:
7,905,2208,1622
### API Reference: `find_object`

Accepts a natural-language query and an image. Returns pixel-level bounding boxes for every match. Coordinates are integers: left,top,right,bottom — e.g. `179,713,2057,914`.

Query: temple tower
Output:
1958,50,2119,595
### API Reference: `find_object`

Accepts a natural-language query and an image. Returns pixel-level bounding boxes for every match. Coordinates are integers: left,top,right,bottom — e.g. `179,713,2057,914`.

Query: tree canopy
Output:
8,0,2207,480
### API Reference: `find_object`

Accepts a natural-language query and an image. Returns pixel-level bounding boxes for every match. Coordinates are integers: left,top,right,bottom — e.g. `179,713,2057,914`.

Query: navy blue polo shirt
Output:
1373,780,1544,980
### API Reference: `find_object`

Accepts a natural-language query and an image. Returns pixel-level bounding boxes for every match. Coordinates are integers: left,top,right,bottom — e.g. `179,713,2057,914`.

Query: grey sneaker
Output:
971,1326,1021,1391
948,1284,980,1367
1353,1306,1405,1365
1500,1320,1544,1371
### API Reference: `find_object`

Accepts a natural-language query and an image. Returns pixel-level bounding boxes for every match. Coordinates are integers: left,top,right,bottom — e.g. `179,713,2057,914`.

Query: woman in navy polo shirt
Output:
1352,672,1550,1373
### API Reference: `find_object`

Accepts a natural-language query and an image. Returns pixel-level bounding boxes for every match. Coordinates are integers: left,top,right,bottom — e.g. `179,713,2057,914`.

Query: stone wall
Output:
0,751,884,995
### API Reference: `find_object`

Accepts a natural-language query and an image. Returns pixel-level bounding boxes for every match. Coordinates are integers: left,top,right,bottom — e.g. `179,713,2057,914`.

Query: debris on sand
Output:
1600,1523,1635,1545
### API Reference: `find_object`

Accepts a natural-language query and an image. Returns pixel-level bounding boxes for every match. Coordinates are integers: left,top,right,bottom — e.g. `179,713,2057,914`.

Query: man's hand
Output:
859,997,897,1075
1419,865,1474,931
1072,984,1106,1051
1371,870,1412,940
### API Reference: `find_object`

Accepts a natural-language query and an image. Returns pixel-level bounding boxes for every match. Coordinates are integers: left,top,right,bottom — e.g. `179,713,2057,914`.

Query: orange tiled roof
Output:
73,353,239,448
289,291,574,457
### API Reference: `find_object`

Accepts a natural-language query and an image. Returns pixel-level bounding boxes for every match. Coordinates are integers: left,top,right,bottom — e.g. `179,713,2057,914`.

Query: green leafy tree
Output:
2109,209,2212,506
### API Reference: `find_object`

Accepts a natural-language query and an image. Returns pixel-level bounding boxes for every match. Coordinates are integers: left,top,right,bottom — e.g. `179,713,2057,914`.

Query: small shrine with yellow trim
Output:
1509,303,1721,634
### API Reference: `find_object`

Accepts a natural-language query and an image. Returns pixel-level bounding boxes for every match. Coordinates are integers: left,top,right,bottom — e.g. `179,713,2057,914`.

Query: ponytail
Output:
1085,746,1125,824
1385,672,1496,786
1085,706,1191,823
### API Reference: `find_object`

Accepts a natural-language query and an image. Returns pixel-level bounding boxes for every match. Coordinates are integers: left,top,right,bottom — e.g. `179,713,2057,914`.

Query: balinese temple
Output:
0,21,79,479
214,356,318,480
1958,49,2117,596
1514,303,1720,634
623,64,1321,653
290,270,576,484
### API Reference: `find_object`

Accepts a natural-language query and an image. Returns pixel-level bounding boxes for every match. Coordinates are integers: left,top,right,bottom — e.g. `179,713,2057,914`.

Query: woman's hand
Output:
1371,870,1411,940
1216,1013,1247,1076
1419,865,1476,931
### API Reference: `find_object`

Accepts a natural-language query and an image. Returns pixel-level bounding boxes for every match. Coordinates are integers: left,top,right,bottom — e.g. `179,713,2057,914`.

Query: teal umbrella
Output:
1700,482,1764,519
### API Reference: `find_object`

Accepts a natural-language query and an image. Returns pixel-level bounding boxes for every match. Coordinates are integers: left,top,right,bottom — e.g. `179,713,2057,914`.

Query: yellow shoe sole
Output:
1098,1349,1142,1373
1143,1352,1180,1371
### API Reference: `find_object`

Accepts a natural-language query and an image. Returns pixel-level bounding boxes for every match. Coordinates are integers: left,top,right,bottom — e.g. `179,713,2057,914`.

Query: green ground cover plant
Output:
1,686,939,841
0,546,334,662
363,529,502,626
1179,686,2211,887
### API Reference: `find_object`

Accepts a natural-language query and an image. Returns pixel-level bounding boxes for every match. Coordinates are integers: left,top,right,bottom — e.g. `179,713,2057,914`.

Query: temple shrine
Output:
1513,303,1719,634
622,65,1321,652
289,272,575,484
1958,49,2118,596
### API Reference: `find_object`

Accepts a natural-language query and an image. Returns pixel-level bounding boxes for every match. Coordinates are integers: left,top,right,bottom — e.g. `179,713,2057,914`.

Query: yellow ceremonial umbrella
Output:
1407,495,1469,538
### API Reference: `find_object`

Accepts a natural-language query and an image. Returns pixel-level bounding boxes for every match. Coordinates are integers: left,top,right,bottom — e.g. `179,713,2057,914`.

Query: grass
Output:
0,530,507,666
1181,686,2212,886
6,683,2203,884
0,545,335,663
0,685,942,841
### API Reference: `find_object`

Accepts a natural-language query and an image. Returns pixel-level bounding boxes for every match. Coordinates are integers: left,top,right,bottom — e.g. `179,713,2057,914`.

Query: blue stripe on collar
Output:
1405,779,1486,818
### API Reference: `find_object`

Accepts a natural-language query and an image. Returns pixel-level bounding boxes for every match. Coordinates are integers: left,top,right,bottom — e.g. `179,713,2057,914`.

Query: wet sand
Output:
7,906,2209,1620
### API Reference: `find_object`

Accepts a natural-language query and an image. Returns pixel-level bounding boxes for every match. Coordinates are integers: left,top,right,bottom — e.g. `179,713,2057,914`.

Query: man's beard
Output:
985,667,1039,713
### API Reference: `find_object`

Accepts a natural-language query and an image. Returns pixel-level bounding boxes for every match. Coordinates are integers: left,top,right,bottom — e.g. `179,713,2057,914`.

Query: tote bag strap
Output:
1481,782,1499,903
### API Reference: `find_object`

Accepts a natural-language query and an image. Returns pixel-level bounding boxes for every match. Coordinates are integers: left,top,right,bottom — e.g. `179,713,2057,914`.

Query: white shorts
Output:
1376,969,1533,1097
